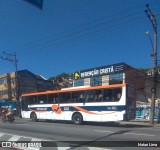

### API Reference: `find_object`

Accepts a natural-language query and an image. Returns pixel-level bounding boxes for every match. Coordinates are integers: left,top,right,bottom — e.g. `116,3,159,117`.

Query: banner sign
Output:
73,63,125,80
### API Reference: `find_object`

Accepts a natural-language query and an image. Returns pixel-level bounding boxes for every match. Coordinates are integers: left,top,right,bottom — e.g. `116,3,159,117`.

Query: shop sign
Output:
73,63,125,79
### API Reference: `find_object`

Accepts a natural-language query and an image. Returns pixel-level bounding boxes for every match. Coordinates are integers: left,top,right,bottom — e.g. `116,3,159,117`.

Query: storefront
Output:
73,62,145,89
73,62,125,87
136,104,160,121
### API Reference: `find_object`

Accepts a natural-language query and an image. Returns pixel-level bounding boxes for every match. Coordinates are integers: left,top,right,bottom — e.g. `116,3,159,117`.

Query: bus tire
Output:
72,113,83,125
31,112,37,122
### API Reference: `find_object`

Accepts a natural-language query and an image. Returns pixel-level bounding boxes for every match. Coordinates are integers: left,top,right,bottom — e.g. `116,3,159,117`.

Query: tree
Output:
48,73,72,89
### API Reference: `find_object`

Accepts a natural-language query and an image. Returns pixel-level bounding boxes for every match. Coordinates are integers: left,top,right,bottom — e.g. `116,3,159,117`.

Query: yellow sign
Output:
74,72,80,80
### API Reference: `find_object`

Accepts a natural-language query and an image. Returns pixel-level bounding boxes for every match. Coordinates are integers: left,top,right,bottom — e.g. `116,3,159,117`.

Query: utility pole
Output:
145,4,158,124
1,52,20,116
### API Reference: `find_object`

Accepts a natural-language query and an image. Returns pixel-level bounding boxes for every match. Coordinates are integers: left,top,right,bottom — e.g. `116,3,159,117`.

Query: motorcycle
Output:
1,110,15,123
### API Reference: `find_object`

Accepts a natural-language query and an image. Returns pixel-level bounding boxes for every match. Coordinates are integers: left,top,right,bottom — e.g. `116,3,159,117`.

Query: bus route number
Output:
64,106,69,111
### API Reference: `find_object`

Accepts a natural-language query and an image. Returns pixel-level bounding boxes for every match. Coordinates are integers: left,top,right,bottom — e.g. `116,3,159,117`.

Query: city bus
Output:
20,83,136,125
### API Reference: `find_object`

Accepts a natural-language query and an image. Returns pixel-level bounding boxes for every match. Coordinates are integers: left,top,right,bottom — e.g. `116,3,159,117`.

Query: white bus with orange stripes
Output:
20,84,136,125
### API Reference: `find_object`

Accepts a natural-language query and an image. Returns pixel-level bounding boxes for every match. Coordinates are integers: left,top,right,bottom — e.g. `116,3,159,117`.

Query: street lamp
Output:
145,31,154,57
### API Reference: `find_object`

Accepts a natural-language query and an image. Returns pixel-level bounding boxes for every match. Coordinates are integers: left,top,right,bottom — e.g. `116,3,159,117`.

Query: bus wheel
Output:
72,113,83,125
31,112,37,122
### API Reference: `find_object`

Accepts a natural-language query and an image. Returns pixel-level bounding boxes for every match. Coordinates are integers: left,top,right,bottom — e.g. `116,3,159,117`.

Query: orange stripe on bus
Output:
71,106,120,115
22,84,125,96
72,106,98,114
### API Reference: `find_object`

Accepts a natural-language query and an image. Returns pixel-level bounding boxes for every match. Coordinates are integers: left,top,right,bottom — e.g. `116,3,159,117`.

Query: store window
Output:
0,78,7,85
90,76,102,86
109,73,123,85
0,90,8,95
74,79,84,87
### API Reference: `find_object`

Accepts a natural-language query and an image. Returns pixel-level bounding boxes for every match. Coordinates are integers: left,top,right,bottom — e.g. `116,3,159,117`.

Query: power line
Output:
15,9,143,50
16,13,146,56
15,10,145,56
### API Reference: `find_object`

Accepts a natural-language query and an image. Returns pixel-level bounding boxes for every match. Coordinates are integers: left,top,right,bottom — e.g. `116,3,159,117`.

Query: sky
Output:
0,0,160,79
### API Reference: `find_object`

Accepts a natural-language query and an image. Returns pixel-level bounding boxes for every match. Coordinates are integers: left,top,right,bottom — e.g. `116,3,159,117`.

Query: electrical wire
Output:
16,13,146,56
15,10,146,56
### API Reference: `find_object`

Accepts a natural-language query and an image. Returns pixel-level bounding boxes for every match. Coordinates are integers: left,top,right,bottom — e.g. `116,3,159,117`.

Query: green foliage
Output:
49,73,70,81
48,73,72,89
137,65,160,74
137,68,149,74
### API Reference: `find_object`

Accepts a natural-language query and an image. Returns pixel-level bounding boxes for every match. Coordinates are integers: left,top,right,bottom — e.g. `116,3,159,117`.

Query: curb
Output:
119,121,160,127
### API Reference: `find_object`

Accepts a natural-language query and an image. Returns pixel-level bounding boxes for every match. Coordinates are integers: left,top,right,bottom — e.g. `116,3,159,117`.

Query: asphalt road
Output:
0,117,160,150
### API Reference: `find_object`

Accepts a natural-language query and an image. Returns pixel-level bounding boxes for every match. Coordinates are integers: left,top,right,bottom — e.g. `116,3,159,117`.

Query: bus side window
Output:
59,92,71,103
37,95,48,104
89,95,94,102
72,91,85,103
86,95,89,102
103,89,110,102
71,93,77,103
94,95,98,101
110,91,115,101
115,88,122,101
98,94,102,101
29,96,37,104
85,90,95,102
54,97,59,104
48,94,58,104
117,93,121,99
22,97,29,110
79,94,85,103
103,88,121,102
95,90,102,102
52,98,56,104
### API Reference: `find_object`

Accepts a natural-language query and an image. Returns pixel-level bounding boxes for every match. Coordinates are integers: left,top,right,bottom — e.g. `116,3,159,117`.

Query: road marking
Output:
0,132,48,141
8,135,22,141
66,147,112,150
0,132,109,150
0,133,4,137
137,127,160,131
94,130,155,136
94,130,114,133
124,133,155,136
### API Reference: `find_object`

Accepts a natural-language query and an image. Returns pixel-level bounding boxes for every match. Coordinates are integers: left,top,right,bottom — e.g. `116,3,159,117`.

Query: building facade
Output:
73,62,146,101
0,70,54,102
